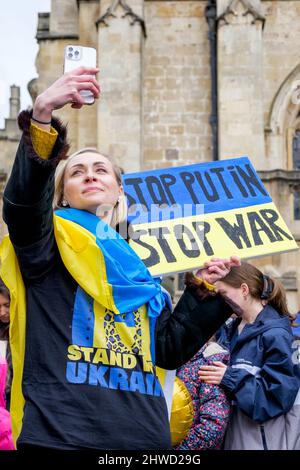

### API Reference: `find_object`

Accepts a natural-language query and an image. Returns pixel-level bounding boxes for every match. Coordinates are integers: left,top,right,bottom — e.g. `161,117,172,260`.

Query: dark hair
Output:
221,262,293,321
0,282,10,302
0,281,10,335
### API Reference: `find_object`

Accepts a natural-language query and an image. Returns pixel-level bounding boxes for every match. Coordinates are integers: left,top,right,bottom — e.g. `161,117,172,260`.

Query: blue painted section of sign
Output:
122,157,272,224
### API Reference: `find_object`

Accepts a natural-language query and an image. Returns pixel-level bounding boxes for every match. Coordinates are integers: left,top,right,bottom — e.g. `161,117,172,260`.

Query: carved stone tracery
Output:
218,0,265,26
96,0,146,37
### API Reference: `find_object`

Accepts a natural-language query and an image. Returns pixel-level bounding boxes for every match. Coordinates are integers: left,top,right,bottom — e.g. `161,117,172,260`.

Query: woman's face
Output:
63,152,122,214
214,280,245,309
0,294,10,324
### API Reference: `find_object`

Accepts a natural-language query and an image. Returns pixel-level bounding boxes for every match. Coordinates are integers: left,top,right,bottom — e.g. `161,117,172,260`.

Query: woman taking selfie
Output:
0,67,240,450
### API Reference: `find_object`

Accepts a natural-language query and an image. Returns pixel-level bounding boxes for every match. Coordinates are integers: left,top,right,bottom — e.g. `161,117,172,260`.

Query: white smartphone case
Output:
64,45,97,104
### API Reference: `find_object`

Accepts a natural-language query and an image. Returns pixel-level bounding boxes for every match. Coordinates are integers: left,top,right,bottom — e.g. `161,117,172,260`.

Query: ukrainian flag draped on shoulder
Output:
54,209,168,318
0,208,170,444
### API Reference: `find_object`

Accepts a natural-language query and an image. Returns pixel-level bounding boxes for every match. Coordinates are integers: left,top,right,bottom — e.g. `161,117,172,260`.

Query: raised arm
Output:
3,67,100,279
3,112,68,246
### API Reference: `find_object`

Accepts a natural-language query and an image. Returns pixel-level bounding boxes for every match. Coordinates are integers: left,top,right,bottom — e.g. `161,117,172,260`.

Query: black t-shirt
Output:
16,234,171,450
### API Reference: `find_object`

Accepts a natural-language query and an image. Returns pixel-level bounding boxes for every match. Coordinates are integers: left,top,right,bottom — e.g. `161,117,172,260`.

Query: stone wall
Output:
97,0,144,172
143,1,211,170
217,0,265,168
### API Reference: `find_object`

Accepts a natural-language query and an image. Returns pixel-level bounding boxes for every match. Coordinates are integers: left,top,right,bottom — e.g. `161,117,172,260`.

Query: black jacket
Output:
3,110,232,450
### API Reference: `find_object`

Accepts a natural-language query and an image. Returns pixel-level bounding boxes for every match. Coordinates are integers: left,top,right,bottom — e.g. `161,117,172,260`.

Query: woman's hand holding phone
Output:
64,45,98,105
32,67,100,130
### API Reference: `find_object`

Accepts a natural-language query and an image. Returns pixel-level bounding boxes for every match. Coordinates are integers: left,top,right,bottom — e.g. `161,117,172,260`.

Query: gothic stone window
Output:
293,130,300,220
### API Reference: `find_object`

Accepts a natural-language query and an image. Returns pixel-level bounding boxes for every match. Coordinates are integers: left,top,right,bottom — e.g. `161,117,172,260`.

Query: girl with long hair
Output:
199,262,300,450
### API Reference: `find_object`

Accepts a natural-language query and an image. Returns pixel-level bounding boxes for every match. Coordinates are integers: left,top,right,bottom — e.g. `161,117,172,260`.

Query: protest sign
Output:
123,157,298,277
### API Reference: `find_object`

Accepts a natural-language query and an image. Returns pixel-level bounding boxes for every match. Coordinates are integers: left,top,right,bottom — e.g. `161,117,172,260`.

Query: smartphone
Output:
64,45,97,105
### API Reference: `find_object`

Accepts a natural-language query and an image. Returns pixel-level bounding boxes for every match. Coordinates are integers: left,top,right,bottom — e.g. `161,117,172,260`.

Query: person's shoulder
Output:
260,306,292,335
261,322,293,347
292,312,300,338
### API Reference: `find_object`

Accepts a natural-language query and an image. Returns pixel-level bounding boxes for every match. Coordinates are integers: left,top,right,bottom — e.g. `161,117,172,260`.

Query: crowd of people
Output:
0,66,299,451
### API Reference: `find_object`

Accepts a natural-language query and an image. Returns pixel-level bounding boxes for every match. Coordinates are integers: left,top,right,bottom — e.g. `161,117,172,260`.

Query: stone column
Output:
217,0,266,168
77,0,99,149
0,172,7,240
9,85,20,119
35,0,80,152
50,0,79,35
96,0,145,172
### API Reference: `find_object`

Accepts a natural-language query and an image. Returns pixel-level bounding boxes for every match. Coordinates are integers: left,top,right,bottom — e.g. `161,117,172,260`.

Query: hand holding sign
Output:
195,256,241,285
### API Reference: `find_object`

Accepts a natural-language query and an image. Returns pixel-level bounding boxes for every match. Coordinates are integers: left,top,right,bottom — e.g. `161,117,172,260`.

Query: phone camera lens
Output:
68,53,73,59
68,47,73,52
75,50,79,56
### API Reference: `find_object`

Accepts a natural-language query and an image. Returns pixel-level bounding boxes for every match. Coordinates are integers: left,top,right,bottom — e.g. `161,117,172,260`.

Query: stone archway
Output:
266,64,300,169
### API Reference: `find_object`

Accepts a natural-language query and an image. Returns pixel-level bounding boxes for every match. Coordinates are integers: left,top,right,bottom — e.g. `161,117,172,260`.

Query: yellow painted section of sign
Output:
129,202,298,276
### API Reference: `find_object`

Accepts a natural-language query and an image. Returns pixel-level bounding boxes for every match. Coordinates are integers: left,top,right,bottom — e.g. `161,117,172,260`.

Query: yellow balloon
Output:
169,376,194,446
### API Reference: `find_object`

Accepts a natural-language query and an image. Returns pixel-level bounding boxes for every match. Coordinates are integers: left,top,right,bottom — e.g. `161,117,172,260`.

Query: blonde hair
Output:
53,147,127,229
